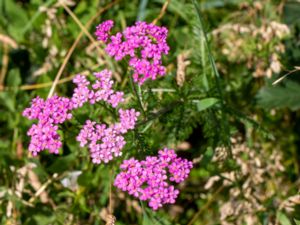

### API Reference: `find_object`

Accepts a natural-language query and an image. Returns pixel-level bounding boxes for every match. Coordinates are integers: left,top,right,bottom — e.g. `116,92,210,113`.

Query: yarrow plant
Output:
114,148,193,210
95,20,170,84
22,20,192,211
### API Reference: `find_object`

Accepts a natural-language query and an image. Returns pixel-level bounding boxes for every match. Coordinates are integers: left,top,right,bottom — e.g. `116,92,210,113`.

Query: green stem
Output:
129,72,146,117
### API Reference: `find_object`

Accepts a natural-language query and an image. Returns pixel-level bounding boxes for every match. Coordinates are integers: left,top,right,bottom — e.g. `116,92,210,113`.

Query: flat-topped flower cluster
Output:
96,20,169,84
114,148,193,210
23,20,192,211
72,69,124,108
23,95,73,156
77,109,140,164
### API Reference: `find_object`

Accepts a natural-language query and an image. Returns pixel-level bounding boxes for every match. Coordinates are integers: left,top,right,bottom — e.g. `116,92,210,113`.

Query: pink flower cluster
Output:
95,20,169,84
114,148,193,210
72,69,124,108
76,109,140,164
95,20,114,42
23,95,73,155
23,20,193,210
23,69,131,159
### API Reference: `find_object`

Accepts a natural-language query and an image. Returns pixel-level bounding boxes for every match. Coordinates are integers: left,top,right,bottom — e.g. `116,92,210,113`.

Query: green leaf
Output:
77,171,94,187
195,98,219,112
78,195,90,213
201,0,243,9
142,213,153,225
21,0,55,34
295,219,300,225
277,211,292,225
4,0,29,41
0,92,15,112
283,2,300,25
142,212,163,225
33,214,56,225
257,80,300,111
142,208,173,225
6,68,21,87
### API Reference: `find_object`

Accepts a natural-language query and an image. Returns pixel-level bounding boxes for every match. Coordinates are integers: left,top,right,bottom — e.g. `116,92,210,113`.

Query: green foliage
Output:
276,211,292,225
257,80,300,111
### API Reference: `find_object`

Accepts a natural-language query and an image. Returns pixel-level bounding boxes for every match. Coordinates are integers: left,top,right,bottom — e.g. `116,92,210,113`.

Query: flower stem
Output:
129,72,146,118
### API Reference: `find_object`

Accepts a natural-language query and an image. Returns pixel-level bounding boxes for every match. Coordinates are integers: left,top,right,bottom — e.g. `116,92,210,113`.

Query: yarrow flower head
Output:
76,109,140,164
95,20,114,42
27,123,62,155
95,20,170,84
22,95,73,155
114,148,193,210
72,69,124,108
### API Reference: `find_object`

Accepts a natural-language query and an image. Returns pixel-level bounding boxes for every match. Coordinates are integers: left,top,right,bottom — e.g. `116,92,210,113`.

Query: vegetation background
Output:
0,0,300,224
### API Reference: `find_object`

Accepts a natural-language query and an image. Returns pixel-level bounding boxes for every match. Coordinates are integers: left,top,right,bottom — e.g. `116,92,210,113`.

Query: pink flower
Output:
76,109,140,164
119,109,140,131
72,70,124,108
23,95,73,155
95,20,114,42
108,92,124,108
96,21,170,84
27,122,62,156
114,148,193,210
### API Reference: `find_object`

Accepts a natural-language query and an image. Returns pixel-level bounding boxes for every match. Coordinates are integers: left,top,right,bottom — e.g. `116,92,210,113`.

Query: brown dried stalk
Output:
176,51,191,87
152,0,171,25
0,44,9,90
